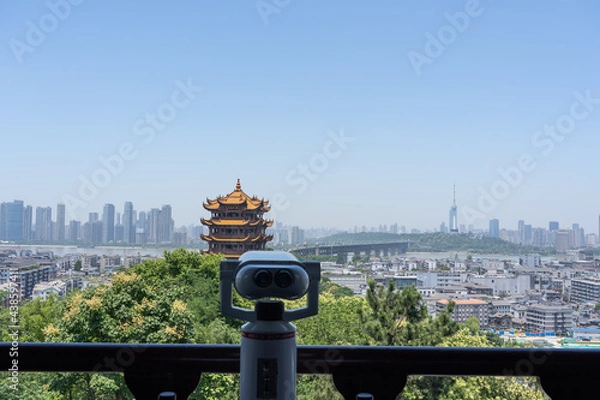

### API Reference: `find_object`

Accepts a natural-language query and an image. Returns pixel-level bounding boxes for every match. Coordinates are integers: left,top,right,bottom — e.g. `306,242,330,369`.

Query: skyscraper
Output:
159,204,174,243
489,219,500,238
136,211,147,244
69,220,81,242
102,204,115,243
523,224,533,245
571,223,584,248
35,206,52,241
549,221,559,231
56,203,66,242
123,202,135,244
148,209,161,243
555,230,570,252
23,205,32,241
89,212,99,223
518,220,525,243
449,185,458,233
0,203,5,240
0,200,24,241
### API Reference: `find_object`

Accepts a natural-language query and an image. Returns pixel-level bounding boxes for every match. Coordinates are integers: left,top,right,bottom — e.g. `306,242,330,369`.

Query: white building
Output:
571,279,600,303
526,305,573,334
32,280,68,300
469,274,532,295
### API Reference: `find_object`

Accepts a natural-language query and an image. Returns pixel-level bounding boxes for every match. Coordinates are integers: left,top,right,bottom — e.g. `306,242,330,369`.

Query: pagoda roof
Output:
201,234,272,243
203,179,271,211
201,218,273,227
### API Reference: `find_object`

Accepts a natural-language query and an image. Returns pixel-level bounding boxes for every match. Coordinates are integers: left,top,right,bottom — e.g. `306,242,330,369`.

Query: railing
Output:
2,342,599,399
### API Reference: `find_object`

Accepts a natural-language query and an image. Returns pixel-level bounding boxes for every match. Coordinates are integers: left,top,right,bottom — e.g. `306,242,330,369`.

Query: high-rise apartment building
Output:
123,202,135,244
147,208,160,243
532,228,546,246
523,224,533,245
102,204,115,244
23,205,32,241
555,230,570,252
439,222,447,233
571,223,585,248
159,204,173,243
290,226,305,245
35,206,52,241
518,220,525,243
136,211,147,244
56,203,66,242
89,212,99,223
489,219,500,238
69,220,81,242
0,200,24,241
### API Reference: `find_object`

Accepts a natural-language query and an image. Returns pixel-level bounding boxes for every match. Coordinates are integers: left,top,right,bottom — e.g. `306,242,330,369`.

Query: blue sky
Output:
1,0,600,233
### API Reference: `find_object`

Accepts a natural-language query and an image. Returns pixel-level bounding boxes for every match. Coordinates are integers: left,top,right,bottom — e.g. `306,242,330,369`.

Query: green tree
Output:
319,277,355,299
464,316,480,334
360,280,442,346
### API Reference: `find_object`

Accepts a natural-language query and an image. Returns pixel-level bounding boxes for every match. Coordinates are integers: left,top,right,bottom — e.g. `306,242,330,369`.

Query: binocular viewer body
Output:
220,251,320,322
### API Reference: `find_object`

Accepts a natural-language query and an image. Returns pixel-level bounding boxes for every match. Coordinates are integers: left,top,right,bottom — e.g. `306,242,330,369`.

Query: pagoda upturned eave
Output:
200,218,273,227
200,234,273,243
202,199,270,211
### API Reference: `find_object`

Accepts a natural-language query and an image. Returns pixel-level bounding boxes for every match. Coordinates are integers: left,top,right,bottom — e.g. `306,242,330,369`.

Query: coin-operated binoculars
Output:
220,251,320,400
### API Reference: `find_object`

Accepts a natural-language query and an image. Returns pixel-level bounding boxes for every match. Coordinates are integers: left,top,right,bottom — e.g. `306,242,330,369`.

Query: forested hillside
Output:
309,232,554,255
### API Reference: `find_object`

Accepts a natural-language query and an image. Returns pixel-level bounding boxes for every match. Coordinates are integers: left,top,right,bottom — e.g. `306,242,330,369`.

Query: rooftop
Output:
203,179,271,211
437,298,489,305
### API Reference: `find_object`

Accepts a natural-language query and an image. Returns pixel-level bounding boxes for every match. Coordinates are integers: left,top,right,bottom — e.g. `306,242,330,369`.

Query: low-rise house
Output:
32,280,68,300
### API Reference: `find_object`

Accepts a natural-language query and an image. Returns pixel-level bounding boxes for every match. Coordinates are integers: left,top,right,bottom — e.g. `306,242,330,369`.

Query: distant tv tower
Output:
449,184,458,233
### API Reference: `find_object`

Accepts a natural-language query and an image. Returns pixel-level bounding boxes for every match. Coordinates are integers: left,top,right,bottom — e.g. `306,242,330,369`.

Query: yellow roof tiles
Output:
203,179,270,211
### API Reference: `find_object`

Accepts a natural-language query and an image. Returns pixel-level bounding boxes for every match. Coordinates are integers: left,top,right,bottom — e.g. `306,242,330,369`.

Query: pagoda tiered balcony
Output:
2,342,598,399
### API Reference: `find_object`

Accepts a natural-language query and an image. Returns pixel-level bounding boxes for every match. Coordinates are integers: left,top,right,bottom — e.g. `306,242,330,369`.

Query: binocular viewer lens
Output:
253,269,294,289
274,270,293,288
253,270,272,288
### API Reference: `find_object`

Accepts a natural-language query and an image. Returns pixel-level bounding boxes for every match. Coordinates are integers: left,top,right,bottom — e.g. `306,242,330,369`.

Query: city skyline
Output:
2,196,600,237
2,2,599,232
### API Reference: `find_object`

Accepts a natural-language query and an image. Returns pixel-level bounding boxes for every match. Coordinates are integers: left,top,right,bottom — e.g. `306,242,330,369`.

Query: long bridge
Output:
290,241,410,257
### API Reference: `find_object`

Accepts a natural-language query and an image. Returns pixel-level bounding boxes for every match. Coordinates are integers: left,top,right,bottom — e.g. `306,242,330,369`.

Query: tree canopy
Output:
0,249,548,399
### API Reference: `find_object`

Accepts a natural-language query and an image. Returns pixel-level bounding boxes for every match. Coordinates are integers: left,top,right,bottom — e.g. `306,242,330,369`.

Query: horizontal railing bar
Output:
2,342,599,377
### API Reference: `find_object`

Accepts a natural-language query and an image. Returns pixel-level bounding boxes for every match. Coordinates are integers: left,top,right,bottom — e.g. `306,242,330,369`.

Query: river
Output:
0,244,195,258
